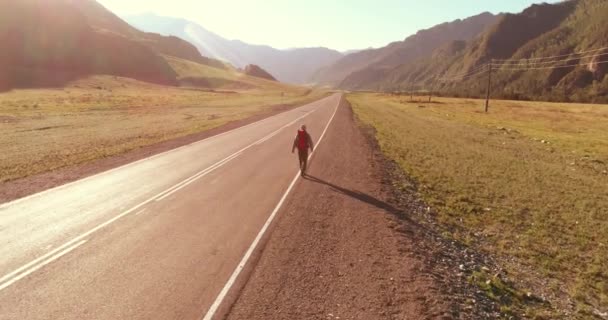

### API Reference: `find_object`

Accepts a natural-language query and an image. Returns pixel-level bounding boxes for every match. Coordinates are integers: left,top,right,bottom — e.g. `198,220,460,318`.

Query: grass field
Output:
348,93,608,318
0,64,326,183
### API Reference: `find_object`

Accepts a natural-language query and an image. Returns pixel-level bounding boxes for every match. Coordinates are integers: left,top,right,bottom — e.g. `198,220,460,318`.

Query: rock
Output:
593,309,608,319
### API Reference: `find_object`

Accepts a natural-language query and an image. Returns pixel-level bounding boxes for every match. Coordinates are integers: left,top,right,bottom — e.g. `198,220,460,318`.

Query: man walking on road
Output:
292,125,314,176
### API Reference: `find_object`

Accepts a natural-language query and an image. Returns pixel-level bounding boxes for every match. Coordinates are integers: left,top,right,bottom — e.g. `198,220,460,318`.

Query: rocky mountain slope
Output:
312,12,500,86
338,0,608,103
0,0,225,91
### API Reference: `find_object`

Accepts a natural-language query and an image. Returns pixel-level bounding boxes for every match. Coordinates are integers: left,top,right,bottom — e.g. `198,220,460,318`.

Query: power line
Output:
492,59,608,71
493,51,608,67
493,46,608,62
440,64,488,80
419,46,607,111
439,66,489,82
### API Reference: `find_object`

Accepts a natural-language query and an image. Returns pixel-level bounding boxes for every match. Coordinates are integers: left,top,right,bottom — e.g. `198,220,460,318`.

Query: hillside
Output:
64,0,227,69
243,65,277,81
0,0,225,91
312,12,500,86
345,0,608,103
124,13,344,84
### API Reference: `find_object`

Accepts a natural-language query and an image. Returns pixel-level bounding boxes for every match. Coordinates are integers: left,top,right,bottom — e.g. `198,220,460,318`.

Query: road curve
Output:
0,93,342,320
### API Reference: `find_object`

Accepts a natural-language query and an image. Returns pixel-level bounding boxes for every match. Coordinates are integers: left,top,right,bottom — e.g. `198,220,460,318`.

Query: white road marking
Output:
201,95,342,320
0,240,88,291
154,108,317,202
134,209,147,216
0,95,332,210
0,98,329,292
0,198,150,287
153,152,243,201
154,152,243,202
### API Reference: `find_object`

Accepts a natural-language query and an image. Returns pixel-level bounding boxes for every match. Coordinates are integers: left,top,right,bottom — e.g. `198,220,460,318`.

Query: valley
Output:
1,0,607,319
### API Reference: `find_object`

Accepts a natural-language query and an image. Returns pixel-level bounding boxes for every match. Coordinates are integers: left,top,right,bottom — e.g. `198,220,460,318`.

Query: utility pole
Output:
410,83,414,101
485,61,493,113
428,80,436,103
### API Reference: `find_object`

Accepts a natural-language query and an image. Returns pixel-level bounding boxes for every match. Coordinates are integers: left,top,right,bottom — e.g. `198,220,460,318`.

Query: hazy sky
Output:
98,0,554,51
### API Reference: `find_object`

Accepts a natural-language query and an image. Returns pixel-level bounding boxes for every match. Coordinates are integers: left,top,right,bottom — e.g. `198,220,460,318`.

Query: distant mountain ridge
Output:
123,13,344,84
0,0,226,90
344,0,608,103
312,12,501,86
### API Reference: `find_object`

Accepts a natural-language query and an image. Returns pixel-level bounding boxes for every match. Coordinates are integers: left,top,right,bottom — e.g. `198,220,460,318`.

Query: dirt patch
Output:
0,116,19,123
0,103,299,203
226,100,503,319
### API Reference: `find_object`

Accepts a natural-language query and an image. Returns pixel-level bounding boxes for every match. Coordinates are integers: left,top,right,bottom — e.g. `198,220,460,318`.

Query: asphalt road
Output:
0,93,341,320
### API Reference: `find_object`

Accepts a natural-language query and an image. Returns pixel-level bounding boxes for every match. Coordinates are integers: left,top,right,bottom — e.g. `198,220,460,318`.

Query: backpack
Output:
297,130,308,150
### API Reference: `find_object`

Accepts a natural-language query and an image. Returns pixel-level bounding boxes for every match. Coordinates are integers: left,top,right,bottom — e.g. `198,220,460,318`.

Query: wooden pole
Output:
410,83,413,101
485,61,493,113
429,81,436,103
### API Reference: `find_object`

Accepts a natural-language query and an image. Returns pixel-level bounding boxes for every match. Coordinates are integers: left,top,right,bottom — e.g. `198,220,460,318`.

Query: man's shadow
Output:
302,174,427,239
303,174,406,220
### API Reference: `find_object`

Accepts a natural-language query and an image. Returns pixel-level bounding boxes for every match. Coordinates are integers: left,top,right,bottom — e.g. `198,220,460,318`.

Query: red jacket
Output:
293,130,314,152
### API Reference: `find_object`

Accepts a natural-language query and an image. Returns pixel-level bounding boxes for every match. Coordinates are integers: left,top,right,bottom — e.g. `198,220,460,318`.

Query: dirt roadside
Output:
226,100,503,319
0,102,313,204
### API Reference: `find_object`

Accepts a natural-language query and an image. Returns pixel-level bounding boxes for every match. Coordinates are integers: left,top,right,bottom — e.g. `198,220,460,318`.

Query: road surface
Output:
0,93,341,320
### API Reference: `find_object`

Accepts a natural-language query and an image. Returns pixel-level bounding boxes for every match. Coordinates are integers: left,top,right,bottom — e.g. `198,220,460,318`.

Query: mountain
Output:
123,13,344,84
312,12,501,86
0,0,225,91
243,64,276,81
354,0,608,103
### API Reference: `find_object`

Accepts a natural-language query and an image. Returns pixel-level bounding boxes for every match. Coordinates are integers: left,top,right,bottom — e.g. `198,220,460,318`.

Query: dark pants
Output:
298,149,309,174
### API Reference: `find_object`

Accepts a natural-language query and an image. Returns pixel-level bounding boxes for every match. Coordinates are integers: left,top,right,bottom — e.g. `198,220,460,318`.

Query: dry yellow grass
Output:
349,93,608,318
0,74,326,183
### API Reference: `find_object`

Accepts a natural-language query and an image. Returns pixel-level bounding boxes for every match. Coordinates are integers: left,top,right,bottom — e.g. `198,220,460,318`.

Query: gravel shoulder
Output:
226,99,502,319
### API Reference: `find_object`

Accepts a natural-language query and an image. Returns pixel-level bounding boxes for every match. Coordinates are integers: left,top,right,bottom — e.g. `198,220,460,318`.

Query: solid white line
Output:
0,240,87,292
154,108,317,202
0,95,335,210
201,95,341,320
155,153,242,202
153,152,243,201
0,198,150,286
254,133,278,145
0,100,327,291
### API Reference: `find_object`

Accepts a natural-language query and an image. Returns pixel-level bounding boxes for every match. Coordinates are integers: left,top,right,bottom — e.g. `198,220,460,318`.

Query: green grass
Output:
0,72,326,183
348,93,608,317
